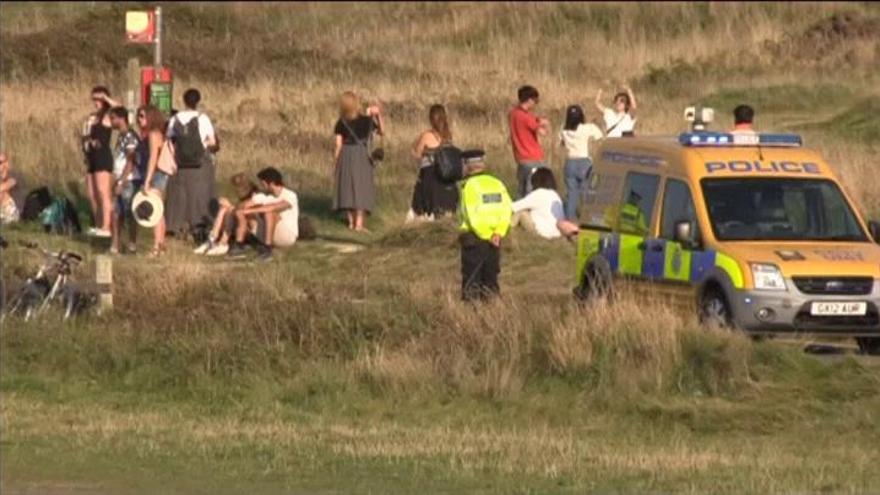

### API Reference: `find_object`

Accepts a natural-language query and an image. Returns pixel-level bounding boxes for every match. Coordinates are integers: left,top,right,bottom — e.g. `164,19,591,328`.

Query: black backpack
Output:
21,187,52,221
173,115,205,169
433,144,464,184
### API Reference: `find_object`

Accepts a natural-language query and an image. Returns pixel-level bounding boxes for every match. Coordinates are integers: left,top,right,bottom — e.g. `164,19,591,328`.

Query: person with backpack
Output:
407,104,459,222
559,104,603,220
595,84,637,138
333,91,385,232
164,88,220,240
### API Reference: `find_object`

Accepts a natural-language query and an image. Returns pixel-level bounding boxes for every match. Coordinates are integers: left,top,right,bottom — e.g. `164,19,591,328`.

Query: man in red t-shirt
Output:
509,85,550,199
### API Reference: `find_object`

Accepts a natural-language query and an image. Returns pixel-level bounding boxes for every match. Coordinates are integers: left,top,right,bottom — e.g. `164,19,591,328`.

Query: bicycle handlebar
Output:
18,240,82,265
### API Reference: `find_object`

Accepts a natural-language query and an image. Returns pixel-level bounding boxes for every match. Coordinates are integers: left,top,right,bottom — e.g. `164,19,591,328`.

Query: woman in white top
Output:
595,85,637,138
511,168,565,239
559,105,603,220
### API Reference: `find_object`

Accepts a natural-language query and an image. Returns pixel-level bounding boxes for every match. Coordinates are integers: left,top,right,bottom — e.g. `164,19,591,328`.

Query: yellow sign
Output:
126,11,155,44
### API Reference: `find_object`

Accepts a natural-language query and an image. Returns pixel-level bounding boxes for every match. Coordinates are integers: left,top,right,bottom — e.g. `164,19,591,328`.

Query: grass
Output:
3,2,880,493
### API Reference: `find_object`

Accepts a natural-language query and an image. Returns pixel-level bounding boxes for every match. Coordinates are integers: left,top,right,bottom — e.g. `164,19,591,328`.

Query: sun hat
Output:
132,190,164,228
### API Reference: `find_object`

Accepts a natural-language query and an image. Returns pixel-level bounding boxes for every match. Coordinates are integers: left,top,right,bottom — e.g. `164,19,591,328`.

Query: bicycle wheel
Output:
4,280,49,323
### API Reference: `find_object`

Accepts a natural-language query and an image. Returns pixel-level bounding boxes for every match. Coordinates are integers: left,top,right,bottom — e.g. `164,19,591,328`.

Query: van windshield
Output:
701,178,868,242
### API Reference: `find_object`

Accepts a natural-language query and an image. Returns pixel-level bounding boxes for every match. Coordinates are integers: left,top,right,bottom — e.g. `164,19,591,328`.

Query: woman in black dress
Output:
333,91,385,232
408,104,458,221
81,86,119,237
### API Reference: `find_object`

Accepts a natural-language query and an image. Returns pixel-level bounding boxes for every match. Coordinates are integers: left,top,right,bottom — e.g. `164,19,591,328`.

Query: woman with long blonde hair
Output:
332,91,384,232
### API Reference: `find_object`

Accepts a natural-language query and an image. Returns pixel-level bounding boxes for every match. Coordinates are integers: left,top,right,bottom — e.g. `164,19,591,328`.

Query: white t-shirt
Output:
166,110,216,147
253,187,299,243
603,108,636,138
512,188,564,239
560,123,604,159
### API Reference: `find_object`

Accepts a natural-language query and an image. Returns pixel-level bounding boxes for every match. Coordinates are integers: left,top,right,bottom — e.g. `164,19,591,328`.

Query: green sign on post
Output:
150,82,173,115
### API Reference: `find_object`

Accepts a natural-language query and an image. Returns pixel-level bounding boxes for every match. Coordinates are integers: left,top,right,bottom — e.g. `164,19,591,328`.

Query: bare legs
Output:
85,173,99,228
345,209,368,232
92,171,113,232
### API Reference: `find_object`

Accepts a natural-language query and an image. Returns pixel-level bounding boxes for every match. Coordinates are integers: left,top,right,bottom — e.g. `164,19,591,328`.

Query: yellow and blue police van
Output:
575,130,880,354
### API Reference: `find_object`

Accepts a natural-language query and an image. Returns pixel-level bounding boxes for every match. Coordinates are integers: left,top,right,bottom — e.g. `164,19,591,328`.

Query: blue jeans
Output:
516,161,545,199
563,158,592,220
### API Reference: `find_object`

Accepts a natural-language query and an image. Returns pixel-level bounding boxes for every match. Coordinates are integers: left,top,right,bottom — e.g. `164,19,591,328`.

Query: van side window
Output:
618,172,660,236
660,179,699,240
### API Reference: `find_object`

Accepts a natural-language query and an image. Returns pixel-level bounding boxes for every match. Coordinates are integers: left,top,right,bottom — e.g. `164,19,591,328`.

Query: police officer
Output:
458,149,513,301
619,189,648,235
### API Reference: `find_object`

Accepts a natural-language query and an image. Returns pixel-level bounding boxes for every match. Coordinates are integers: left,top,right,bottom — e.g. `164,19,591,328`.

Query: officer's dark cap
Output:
461,149,486,164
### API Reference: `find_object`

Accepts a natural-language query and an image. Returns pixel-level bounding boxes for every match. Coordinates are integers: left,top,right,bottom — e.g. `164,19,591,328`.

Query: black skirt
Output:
411,166,459,216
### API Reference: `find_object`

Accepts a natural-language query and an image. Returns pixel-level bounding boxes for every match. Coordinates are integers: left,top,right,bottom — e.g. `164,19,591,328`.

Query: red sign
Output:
126,11,155,44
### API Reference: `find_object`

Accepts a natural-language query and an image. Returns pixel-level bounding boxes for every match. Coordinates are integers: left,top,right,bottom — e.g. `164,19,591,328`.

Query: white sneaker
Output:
91,228,111,238
193,241,213,255
206,243,229,256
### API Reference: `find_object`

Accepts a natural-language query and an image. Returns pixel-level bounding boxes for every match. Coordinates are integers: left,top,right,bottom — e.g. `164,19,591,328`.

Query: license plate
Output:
810,302,867,316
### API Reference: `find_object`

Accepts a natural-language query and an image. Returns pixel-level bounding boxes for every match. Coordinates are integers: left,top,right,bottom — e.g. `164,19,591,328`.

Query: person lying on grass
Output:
226,167,299,262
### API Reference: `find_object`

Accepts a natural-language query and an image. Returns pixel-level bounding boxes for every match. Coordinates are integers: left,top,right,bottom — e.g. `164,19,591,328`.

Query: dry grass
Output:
3,3,880,492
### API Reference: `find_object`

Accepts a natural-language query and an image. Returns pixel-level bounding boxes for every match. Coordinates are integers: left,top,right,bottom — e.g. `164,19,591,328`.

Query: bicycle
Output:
1,240,95,322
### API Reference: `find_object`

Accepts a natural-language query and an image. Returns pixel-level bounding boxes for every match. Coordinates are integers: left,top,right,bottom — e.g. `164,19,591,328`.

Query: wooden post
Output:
95,255,113,314
126,57,140,124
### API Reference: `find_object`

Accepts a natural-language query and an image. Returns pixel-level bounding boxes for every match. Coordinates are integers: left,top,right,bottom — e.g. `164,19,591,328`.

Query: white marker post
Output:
95,255,113,314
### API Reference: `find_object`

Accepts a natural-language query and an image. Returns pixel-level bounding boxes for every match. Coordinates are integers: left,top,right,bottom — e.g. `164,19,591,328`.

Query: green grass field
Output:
3,2,880,493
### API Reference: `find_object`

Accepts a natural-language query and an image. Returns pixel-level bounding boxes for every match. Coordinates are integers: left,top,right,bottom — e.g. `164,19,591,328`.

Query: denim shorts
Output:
150,171,169,192
115,180,143,216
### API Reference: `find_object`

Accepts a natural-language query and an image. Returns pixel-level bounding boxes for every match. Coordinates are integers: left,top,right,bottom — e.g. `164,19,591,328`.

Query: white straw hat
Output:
132,190,164,228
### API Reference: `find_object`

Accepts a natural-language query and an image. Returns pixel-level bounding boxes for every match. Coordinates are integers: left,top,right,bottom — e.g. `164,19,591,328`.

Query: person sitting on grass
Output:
226,167,299,262
0,153,21,225
194,172,262,257
511,167,566,240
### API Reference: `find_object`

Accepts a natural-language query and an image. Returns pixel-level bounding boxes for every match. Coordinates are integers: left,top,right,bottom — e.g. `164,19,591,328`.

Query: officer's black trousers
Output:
460,233,501,302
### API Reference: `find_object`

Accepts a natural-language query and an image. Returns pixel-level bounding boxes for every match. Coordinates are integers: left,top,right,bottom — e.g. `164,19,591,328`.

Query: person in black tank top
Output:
82,86,120,238
407,104,459,221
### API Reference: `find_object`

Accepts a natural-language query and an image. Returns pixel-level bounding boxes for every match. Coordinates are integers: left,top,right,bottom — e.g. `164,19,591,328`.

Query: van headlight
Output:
750,263,787,291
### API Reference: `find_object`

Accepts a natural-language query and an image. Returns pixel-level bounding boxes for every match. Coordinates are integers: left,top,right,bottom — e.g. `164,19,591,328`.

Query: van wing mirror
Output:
674,221,699,249
869,220,880,244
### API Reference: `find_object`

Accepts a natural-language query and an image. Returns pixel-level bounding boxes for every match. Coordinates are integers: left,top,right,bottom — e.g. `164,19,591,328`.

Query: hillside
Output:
2,3,880,493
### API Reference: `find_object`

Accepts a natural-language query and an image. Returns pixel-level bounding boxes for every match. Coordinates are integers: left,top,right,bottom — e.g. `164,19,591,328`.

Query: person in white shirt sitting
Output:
511,168,566,240
595,85,637,138
227,167,299,262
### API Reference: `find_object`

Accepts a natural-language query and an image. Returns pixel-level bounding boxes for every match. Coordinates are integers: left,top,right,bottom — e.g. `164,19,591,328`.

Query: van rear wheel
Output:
699,288,733,330
856,337,880,356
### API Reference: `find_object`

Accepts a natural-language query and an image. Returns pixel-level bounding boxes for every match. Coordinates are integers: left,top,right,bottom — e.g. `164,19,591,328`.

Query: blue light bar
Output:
679,132,803,147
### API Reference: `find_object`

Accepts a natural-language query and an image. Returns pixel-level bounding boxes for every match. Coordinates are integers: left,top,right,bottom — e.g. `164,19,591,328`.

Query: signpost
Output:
126,7,172,114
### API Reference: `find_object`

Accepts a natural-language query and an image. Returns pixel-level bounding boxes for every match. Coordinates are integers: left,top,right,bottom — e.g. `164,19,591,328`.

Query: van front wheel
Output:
856,337,880,356
699,288,733,330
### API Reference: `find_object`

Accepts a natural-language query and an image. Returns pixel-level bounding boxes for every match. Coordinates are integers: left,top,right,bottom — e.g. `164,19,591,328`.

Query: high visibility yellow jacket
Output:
459,173,513,241
619,201,647,235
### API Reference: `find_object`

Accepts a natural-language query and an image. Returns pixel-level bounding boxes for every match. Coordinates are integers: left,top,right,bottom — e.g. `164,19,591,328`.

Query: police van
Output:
575,120,880,354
